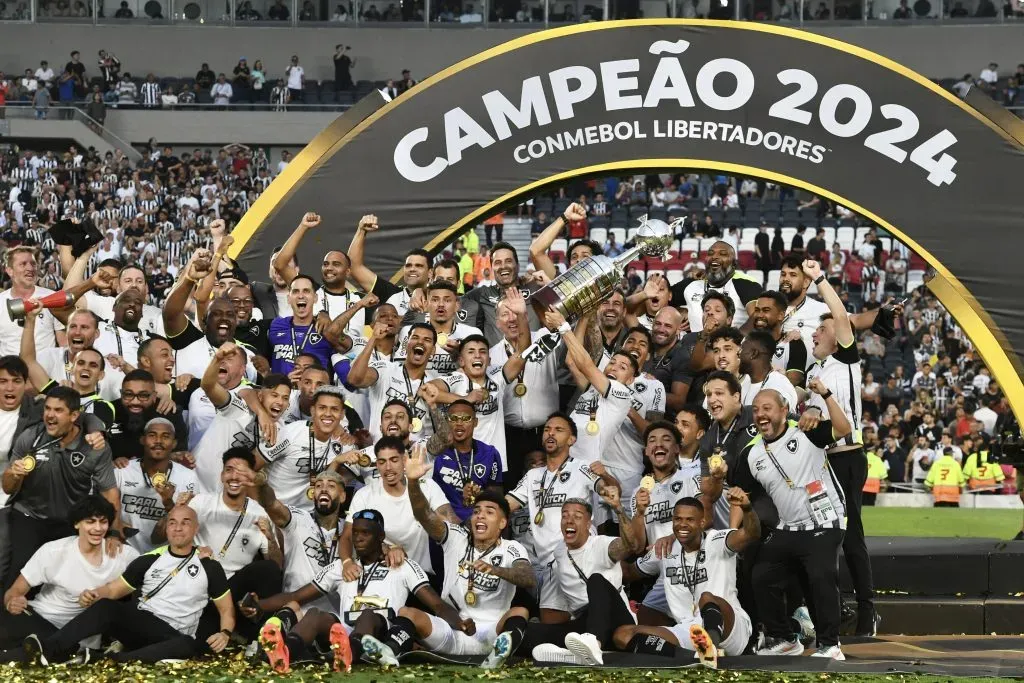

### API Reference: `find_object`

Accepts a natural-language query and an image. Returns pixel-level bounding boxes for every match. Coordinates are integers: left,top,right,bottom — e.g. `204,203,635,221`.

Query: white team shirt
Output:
508,457,601,567
395,322,482,376
489,330,561,429
188,493,271,578
365,360,439,442
21,537,139,628
281,505,344,614
630,460,703,542
673,275,761,331
93,322,144,368
313,288,365,338
742,371,799,410
781,296,830,350
607,375,666,476
0,287,65,355
116,461,198,553
82,292,165,338
570,380,634,463
37,347,123,401
347,477,449,573
805,341,863,446
440,368,509,470
546,535,631,616
439,523,528,624
314,556,430,623
637,531,743,621
188,385,249,451
170,325,257,382
192,392,253,493
259,420,354,510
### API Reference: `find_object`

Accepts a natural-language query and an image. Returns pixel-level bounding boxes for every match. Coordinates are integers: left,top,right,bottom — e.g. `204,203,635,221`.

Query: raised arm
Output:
346,214,381,292
802,259,853,348
723,487,761,553
19,312,52,392
272,212,320,286
529,203,585,280
601,486,641,559
324,292,378,347
200,342,238,409
499,287,531,382
545,308,608,395
485,558,536,591
163,248,213,337
405,443,447,542
345,319,383,388
807,377,853,439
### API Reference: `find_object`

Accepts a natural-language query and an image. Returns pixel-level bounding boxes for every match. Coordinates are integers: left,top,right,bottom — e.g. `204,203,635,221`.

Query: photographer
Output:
333,45,355,91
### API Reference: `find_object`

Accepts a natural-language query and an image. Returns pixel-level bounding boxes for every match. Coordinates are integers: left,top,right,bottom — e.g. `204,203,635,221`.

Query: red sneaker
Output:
259,617,291,674
330,622,353,673
689,623,719,670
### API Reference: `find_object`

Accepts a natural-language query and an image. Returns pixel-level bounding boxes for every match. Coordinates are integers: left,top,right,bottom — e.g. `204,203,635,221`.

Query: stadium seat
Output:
724,208,742,225
766,270,781,290
680,238,699,254
610,207,628,225
625,228,638,242
855,226,871,244
551,238,567,254
666,269,684,286
589,227,607,244
781,227,797,245
878,236,892,252
907,270,926,291
745,270,765,285
647,207,667,223
608,227,626,244
589,215,609,231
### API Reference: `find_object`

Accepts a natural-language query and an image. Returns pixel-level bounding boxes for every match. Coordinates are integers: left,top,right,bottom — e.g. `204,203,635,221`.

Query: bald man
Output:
643,307,695,419
670,240,763,332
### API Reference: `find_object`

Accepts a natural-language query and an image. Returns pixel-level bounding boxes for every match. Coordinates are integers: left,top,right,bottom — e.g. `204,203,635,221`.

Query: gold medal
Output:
586,421,599,435
306,487,315,500
363,324,374,338
709,454,725,472
639,475,655,492
20,455,36,472
411,417,423,433
534,510,544,525
464,589,478,606
358,452,372,467
254,470,268,486
151,472,168,488
480,388,489,402
513,383,527,398
437,333,449,347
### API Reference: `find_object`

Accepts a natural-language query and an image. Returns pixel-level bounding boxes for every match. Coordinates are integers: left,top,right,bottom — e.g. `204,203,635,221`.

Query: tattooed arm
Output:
406,444,448,543
482,558,536,590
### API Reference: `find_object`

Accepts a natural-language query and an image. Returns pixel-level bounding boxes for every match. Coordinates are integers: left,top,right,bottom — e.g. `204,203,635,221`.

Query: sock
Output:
383,616,417,655
699,603,724,646
284,633,306,659
501,615,528,654
274,607,299,632
350,635,365,661
627,633,676,657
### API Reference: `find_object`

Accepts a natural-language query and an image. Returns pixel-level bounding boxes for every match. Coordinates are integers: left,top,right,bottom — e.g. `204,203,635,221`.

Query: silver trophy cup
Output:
528,215,675,323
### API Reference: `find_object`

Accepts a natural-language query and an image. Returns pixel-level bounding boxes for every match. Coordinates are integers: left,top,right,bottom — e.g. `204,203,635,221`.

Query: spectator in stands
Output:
34,61,54,88
269,0,290,18
140,73,160,108
56,69,76,118
31,82,50,120
114,0,133,17
285,55,305,103
605,232,623,258
893,0,911,17
333,45,356,91
805,227,826,261
332,3,349,19
64,50,85,94
211,74,233,108
398,68,416,92
116,72,137,105
948,0,969,15
299,0,318,19
232,58,251,96
980,63,999,85
85,92,105,132
97,50,120,91
195,63,215,92
18,70,38,100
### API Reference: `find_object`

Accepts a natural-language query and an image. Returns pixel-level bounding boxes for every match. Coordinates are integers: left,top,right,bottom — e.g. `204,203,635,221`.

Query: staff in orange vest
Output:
862,450,889,506
925,447,966,508
962,450,1005,493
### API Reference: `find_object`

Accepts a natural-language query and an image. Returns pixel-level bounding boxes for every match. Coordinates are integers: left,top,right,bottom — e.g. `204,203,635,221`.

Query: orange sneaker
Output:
329,622,353,673
259,617,291,674
689,623,719,670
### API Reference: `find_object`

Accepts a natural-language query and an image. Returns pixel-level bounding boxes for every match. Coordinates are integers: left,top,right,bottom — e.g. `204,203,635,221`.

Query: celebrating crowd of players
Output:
0,203,907,671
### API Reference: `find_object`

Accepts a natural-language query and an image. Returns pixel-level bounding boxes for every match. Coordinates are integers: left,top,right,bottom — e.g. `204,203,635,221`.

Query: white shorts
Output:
422,614,497,656
667,605,751,656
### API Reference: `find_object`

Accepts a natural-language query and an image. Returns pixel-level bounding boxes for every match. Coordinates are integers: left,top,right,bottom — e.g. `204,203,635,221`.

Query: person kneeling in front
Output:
613,492,759,669
17,504,234,664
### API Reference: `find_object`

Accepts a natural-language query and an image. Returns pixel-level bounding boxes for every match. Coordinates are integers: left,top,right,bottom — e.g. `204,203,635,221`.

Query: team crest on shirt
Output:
634,382,647,393
473,463,487,479
671,481,683,494
332,442,343,454
457,309,468,322
787,439,798,453
250,324,261,336
559,472,571,483
187,564,199,577
491,554,503,567
745,425,758,437
242,537,250,547
308,333,324,345
690,291,702,302
69,451,86,467
774,346,785,358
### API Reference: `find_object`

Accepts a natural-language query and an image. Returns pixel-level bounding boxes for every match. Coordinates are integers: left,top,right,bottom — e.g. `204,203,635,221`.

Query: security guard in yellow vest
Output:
962,450,1005,493
862,450,889,506
925,447,966,507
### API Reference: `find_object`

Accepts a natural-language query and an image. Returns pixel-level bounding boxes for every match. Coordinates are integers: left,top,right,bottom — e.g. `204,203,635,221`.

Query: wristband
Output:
814,275,825,285
557,321,572,335
821,389,833,400
562,212,572,223
220,629,233,637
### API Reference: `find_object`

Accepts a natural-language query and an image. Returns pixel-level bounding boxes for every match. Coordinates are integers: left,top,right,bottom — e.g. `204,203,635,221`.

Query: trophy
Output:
528,214,675,322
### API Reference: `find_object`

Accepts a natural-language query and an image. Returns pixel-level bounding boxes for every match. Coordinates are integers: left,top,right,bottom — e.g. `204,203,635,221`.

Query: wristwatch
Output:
821,389,834,400
814,275,825,285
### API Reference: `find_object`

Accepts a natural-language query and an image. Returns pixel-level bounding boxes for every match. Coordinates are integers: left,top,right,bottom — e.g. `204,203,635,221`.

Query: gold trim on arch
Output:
423,158,1024,422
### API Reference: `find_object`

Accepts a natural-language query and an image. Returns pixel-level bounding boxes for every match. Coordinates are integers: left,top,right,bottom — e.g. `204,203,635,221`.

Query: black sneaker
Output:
22,634,50,666
855,609,881,637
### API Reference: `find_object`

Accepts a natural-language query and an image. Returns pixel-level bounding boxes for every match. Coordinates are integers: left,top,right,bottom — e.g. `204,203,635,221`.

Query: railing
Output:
1,0,1023,28
1,99,354,114
1,105,143,160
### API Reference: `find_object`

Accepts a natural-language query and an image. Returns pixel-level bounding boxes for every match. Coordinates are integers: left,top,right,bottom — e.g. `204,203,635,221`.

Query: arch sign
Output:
230,19,1024,419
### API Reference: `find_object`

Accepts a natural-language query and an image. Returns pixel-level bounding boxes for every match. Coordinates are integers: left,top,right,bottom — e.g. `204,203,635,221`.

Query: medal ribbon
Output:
218,498,249,558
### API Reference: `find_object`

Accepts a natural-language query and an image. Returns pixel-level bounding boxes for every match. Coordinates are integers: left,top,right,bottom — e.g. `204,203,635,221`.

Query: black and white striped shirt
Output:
805,341,863,449
140,82,161,107
119,203,138,221
139,198,159,225
9,166,35,192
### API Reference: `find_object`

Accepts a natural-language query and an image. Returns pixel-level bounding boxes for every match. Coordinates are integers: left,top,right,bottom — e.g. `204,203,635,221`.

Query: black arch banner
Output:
229,20,1024,418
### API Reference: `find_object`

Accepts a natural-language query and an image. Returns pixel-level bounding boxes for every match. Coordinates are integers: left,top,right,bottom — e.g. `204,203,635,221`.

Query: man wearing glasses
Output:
108,370,188,464
430,400,503,522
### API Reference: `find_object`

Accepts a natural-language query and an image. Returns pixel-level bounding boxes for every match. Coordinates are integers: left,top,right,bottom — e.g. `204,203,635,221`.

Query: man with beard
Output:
2,387,120,592
683,291,736,405
256,385,361,511
269,275,350,377
22,316,115,429
347,215,432,318
69,260,166,338
0,496,139,656
109,370,188,463
227,284,272,361
698,371,757,529
599,327,666,503
802,259,877,636
163,249,257,380
670,241,763,332
114,265,165,337
93,288,147,368
645,307,693,419
396,281,482,376
137,337,201,412
629,412,713,625
739,330,799,410
462,242,541,347
348,321,441,443
237,470,348,624
274,212,368,339
115,417,197,553
256,506,448,674
360,447,534,668
189,340,260,451
284,362,329,423
330,298,398,428
596,290,628,367
426,400,504,521
35,310,121,402
749,290,809,387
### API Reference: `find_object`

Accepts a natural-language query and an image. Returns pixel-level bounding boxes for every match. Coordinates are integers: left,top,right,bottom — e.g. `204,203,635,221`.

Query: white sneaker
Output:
360,634,399,668
793,606,816,644
564,632,604,666
755,636,804,656
811,644,846,660
481,631,513,670
532,643,586,665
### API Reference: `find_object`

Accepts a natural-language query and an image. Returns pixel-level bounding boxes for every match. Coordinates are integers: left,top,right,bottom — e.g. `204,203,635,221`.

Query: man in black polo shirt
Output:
644,307,693,421
20,504,234,664
1,387,119,591
109,369,188,463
